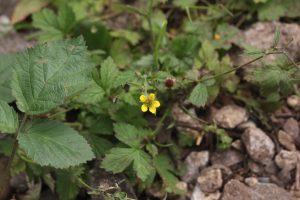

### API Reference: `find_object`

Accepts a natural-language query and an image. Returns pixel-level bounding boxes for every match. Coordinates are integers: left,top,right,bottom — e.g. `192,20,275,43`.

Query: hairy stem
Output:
0,114,28,190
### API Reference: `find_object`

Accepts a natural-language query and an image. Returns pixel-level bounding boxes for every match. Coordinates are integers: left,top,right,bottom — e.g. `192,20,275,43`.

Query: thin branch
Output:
199,50,282,83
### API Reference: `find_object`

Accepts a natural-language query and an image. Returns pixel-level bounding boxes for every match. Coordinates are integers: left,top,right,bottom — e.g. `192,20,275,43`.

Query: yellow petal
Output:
149,93,155,101
149,106,156,114
141,104,148,112
152,100,160,108
140,95,147,103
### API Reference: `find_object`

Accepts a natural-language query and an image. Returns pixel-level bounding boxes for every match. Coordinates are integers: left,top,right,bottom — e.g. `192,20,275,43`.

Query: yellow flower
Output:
213,33,221,41
140,93,160,114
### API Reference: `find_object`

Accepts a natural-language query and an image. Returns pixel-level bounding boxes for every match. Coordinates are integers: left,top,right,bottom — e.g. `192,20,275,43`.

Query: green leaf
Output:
18,119,95,168
88,135,113,157
102,148,153,181
132,150,153,181
258,0,286,20
198,40,219,71
56,166,83,200
100,57,119,90
146,144,158,157
113,71,135,88
12,37,91,115
171,35,199,59
113,123,141,148
0,100,19,133
255,65,293,96
110,39,132,68
0,54,15,103
188,83,208,107
73,82,105,104
153,155,184,194
32,5,77,42
102,147,137,173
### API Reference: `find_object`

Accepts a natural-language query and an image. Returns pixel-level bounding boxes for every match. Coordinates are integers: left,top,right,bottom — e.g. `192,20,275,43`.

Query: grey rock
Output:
191,186,221,200
191,185,205,200
231,139,244,151
213,105,248,129
237,121,257,130
211,150,243,167
197,168,223,193
275,150,298,171
221,179,294,200
278,130,296,151
283,118,299,140
231,22,300,67
183,151,209,182
242,127,275,165
244,177,258,187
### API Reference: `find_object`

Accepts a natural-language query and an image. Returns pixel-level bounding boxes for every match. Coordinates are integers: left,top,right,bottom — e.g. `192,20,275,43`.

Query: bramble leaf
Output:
12,37,91,115
188,83,208,107
18,119,95,168
0,100,18,133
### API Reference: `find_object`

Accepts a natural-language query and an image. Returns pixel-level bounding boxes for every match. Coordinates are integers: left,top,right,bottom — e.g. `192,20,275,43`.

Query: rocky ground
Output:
1,1,300,199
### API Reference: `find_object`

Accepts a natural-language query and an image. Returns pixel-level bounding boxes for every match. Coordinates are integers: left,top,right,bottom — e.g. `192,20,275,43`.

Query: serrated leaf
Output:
12,37,91,115
102,147,137,173
32,6,77,42
18,119,95,168
133,150,153,181
102,147,153,181
255,65,293,96
188,83,208,107
0,100,18,133
56,166,83,200
113,123,141,148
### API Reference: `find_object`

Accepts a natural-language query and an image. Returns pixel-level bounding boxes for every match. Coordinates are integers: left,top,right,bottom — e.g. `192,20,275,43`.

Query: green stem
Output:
78,178,98,192
0,114,28,190
151,106,171,136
